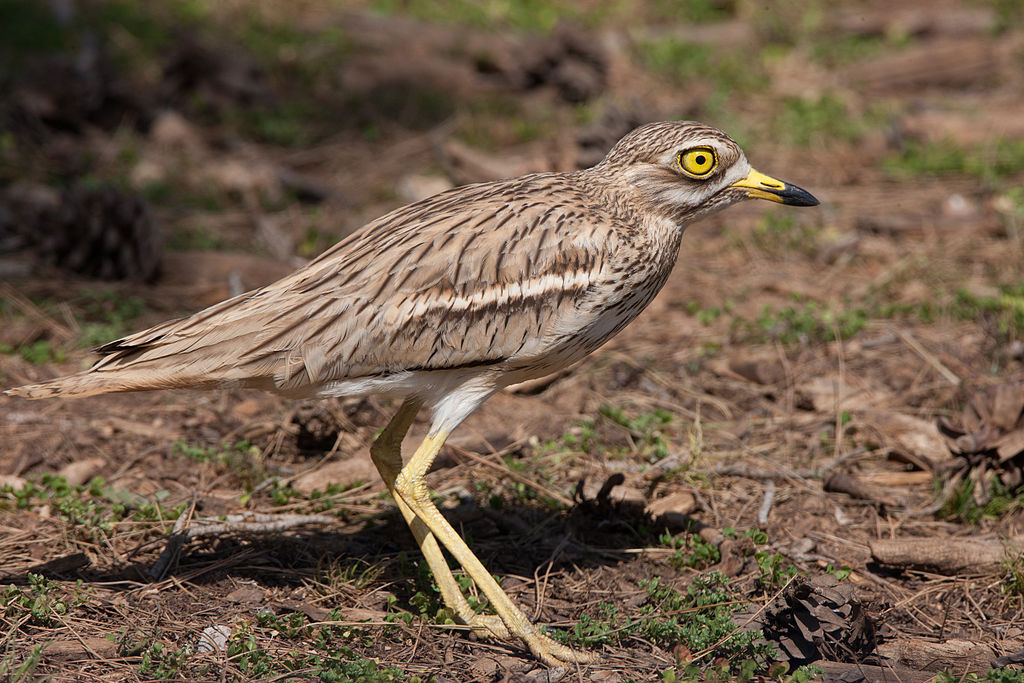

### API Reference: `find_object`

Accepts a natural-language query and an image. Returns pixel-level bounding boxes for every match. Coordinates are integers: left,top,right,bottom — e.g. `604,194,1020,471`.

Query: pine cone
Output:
1,182,161,281
51,184,161,281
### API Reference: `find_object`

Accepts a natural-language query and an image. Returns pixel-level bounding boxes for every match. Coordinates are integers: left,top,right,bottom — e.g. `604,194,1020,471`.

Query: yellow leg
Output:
394,428,594,667
370,400,509,640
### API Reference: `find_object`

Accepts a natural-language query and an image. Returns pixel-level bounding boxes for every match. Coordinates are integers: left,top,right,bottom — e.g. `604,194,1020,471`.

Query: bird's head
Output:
596,121,819,223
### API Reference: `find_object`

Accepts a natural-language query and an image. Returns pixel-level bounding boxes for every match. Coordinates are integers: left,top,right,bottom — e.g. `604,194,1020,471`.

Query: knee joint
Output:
394,472,428,503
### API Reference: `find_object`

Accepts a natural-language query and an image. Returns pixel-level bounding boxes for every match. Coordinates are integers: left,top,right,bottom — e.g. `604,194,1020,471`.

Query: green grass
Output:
0,0,73,62
599,405,674,461
0,288,145,362
748,210,822,258
165,222,227,250
884,138,1024,182
754,551,799,592
635,37,765,97
1,574,89,627
452,95,559,151
74,288,146,348
553,572,777,675
0,340,66,365
0,645,43,683
1003,548,1024,598
369,0,590,32
648,0,733,23
810,34,885,66
134,609,421,682
732,298,868,345
661,530,721,570
936,669,1024,683
231,101,317,147
939,477,1024,525
1,474,186,541
551,404,679,464
0,0,205,70
173,439,272,495
774,95,868,147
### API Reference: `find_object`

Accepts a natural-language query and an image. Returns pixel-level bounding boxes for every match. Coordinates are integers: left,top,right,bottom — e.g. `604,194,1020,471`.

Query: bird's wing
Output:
35,174,615,397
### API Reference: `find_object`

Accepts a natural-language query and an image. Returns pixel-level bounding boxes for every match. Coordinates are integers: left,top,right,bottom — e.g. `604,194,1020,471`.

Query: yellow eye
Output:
678,147,717,178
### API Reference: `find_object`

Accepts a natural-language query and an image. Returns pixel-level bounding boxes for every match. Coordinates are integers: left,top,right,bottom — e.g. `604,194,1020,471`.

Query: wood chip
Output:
57,457,105,487
42,637,118,660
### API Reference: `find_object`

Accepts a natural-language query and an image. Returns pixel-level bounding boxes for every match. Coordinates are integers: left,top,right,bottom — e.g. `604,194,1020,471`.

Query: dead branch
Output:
869,536,1024,574
824,472,903,507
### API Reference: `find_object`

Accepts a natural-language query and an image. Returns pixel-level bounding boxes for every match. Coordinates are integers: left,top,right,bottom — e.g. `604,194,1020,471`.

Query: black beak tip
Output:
782,184,820,207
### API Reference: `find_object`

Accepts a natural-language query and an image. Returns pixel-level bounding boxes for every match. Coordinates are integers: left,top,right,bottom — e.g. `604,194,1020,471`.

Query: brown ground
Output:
2,1,1024,681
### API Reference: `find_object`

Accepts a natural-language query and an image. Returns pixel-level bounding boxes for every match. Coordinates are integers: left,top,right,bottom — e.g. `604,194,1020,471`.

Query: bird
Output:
7,120,819,666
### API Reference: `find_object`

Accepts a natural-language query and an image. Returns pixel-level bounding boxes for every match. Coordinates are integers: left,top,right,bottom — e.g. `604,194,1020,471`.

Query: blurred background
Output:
2,0,1024,680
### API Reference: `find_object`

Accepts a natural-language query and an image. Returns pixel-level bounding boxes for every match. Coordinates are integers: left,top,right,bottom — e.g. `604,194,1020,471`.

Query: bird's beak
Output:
729,169,819,207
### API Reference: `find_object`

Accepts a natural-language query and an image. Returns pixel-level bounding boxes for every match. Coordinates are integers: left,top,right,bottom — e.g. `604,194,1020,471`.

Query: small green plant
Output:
562,602,621,646
599,404,674,461
369,0,587,32
734,298,867,344
952,284,1024,336
636,39,711,84
684,300,728,326
936,669,1024,683
172,440,266,491
0,340,65,364
1003,549,1024,597
884,138,1024,183
748,211,821,258
640,574,775,667
775,95,866,147
1,574,89,627
661,531,721,570
553,572,775,675
755,551,799,591
636,37,763,96
559,417,598,452
825,564,852,581
1,474,185,541
223,624,416,681
939,477,1023,524
138,642,190,680
810,34,885,66
0,644,44,683
75,289,146,348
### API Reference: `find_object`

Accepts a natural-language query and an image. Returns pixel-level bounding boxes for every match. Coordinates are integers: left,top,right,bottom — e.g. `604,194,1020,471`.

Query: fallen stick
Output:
824,472,903,507
870,536,1024,574
149,511,335,580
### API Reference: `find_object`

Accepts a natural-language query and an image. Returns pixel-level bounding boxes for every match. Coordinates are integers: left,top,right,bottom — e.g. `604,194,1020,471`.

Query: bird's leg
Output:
369,400,509,640
394,428,595,667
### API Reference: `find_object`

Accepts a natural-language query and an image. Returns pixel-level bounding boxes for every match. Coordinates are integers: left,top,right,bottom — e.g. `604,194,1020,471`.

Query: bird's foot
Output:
522,628,596,667
462,613,594,667
461,613,510,640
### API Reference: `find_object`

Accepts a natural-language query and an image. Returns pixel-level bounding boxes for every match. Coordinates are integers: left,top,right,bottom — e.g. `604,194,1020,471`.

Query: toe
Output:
467,614,511,640
526,631,596,666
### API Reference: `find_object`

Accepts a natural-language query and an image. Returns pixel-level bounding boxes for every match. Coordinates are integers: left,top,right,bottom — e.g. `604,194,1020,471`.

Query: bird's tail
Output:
6,368,215,399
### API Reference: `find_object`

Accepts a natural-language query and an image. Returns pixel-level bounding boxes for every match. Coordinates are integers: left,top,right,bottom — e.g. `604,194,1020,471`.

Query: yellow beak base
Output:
729,169,819,206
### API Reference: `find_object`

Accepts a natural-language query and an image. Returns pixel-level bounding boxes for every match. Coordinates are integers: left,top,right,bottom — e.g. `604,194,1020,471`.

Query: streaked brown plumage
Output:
7,121,819,665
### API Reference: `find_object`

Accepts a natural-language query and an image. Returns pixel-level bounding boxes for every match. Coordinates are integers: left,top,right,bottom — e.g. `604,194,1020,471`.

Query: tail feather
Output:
6,369,218,399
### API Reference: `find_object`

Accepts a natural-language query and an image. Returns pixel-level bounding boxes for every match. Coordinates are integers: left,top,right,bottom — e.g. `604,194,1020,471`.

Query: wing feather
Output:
15,173,613,398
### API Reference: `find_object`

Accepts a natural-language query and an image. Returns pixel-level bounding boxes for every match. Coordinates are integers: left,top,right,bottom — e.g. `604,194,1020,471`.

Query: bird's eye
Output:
677,147,717,178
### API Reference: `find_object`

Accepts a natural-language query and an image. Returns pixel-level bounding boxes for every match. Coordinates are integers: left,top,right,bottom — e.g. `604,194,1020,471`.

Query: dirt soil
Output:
3,1,1024,681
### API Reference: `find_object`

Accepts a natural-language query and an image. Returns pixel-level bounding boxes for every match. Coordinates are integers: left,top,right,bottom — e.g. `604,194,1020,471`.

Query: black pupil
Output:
694,154,706,166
